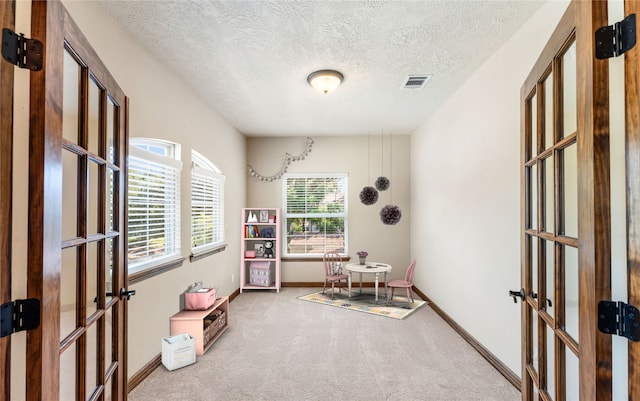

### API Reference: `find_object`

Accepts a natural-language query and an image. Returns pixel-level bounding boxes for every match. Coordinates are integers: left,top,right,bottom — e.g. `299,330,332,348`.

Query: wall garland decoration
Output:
247,137,314,181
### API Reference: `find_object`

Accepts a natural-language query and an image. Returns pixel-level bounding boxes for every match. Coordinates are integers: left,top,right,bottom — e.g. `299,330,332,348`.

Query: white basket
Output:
161,333,196,371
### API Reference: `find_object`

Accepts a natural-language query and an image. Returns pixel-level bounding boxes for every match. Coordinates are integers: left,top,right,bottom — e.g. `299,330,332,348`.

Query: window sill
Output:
128,256,185,285
190,243,227,262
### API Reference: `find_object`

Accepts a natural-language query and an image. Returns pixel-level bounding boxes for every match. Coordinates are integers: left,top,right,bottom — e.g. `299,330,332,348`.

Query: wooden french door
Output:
623,0,640,398
521,0,639,400
28,1,129,400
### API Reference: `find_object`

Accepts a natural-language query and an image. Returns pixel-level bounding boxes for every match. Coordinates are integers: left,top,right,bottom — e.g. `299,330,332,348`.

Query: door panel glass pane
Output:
87,241,98,318
544,74,554,149
544,156,554,233
562,144,578,237
532,312,539,373
105,306,114,372
532,236,538,298
566,347,579,400
62,150,79,240
545,240,554,315
564,245,579,341
86,323,98,399
106,237,114,301
561,42,577,138
531,164,538,230
63,49,80,144
88,160,100,235
546,326,555,399
60,344,77,401
105,376,113,401
88,77,101,156
107,168,115,233
61,247,78,342
531,94,538,159
107,97,116,163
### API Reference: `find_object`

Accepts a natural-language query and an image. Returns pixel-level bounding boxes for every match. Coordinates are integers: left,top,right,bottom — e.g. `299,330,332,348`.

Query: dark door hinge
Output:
598,300,640,342
0,298,41,338
1,28,43,70
595,13,636,59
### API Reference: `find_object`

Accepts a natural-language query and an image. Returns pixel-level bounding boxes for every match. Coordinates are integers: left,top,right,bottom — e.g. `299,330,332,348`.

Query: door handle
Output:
509,288,525,303
93,292,113,303
532,293,553,307
119,288,136,300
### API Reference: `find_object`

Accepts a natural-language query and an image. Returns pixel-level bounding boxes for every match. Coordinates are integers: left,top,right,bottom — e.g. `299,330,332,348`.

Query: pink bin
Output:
184,288,216,310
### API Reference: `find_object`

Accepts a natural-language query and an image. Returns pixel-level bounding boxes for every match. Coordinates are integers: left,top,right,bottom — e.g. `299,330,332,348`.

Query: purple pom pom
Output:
380,204,402,225
375,176,390,191
359,186,379,205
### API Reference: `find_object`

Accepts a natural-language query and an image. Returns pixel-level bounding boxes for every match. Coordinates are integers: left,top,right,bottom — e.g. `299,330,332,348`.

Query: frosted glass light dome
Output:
307,70,343,94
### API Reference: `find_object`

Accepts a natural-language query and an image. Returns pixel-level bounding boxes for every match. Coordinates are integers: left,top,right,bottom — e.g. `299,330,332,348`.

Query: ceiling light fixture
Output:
307,69,343,94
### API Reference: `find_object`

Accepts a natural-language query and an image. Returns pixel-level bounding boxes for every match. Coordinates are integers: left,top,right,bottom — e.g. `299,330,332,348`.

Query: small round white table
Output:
345,262,392,302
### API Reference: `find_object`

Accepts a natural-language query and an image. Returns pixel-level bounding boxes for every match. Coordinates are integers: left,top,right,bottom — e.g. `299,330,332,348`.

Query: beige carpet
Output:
129,287,519,401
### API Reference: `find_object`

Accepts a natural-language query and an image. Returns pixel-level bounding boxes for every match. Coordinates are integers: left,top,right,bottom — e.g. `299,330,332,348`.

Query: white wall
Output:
246,135,411,282
410,0,569,376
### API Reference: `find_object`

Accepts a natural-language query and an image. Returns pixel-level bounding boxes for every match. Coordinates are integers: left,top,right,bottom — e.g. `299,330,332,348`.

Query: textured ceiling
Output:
94,0,545,137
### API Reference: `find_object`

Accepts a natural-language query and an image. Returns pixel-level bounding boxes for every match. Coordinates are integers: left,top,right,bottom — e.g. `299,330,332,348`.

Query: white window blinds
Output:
127,145,182,271
191,164,225,251
283,173,348,256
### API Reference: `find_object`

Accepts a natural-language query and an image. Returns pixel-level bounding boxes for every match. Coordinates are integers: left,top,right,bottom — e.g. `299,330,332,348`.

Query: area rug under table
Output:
297,291,427,320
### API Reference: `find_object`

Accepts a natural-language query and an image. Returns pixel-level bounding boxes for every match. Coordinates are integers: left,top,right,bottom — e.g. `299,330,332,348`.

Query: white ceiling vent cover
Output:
401,74,432,90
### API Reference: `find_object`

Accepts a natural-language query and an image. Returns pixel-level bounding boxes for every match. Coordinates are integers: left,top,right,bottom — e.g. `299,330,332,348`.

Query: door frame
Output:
575,1,611,399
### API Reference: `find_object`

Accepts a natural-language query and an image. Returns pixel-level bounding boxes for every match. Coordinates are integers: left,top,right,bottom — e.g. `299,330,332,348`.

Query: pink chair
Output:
322,252,348,299
387,259,416,305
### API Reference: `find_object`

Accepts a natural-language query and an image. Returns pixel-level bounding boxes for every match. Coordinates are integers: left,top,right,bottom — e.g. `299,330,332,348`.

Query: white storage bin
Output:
161,333,196,371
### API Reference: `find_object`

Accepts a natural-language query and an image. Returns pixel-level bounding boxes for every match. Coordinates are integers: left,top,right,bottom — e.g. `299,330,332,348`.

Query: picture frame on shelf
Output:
259,210,269,223
254,243,265,257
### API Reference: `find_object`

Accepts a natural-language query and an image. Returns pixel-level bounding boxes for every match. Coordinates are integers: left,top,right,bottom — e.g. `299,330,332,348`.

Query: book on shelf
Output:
244,225,260,238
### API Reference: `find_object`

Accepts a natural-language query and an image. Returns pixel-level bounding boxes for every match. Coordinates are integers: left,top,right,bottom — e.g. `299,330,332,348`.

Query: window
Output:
128,139,182,273
283,173,348,256
191,150,225,255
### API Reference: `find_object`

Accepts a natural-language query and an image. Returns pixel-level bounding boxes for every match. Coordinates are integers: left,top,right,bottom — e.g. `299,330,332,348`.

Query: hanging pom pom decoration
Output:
380,204,401,225
375,176,390,191
359,186,379,205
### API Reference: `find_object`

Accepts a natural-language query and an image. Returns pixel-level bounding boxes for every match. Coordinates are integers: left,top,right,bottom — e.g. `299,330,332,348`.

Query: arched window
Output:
128,138,182,273
191,150,225,258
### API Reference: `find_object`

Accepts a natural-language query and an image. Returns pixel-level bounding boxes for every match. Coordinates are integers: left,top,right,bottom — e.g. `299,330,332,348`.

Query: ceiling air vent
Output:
401,74,432,90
